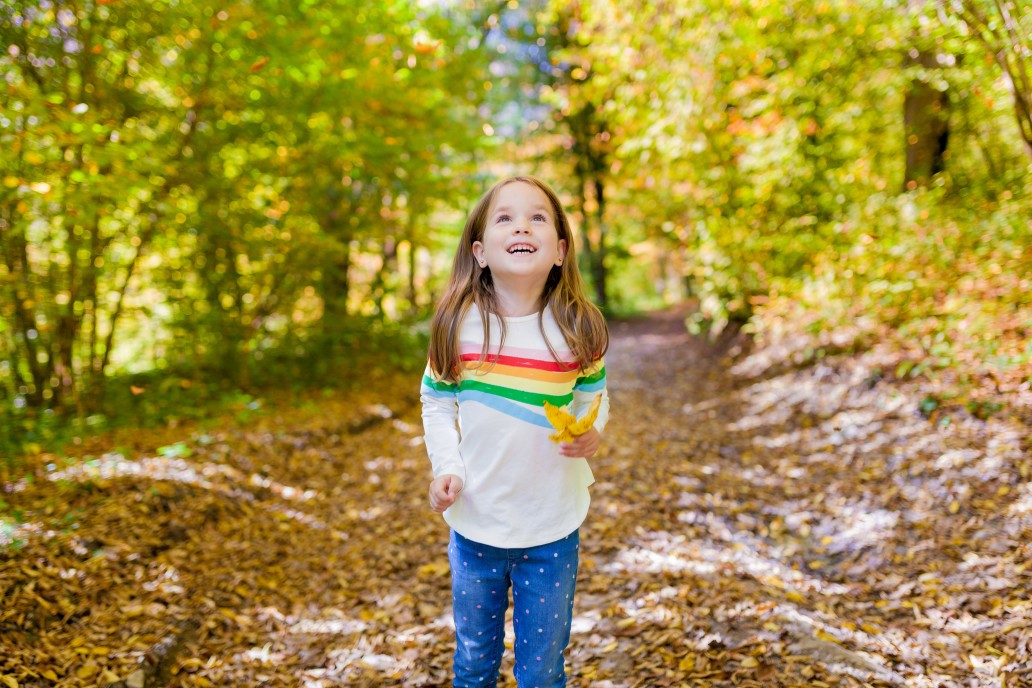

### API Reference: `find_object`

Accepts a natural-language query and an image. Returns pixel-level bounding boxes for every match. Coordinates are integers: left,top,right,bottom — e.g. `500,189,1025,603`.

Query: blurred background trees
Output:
2,0,1030,456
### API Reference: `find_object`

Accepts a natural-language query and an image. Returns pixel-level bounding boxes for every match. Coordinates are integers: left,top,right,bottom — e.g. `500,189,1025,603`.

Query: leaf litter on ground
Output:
1,308,1030,687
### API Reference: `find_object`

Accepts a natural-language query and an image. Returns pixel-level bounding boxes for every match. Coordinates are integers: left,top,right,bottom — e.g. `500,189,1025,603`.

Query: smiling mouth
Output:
507,244,537,254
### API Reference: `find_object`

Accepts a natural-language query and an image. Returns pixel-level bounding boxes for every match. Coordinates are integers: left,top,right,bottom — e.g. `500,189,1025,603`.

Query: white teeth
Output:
508,244,536,254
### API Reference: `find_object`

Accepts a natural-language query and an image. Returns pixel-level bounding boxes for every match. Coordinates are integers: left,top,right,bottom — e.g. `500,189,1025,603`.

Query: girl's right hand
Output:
429,474,464,512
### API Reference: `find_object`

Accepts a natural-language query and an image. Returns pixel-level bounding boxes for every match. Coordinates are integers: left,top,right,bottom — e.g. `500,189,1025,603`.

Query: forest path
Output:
2,309,1029,687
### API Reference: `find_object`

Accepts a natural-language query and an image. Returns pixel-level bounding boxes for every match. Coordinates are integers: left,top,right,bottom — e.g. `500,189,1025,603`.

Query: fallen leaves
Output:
1,310,1030,686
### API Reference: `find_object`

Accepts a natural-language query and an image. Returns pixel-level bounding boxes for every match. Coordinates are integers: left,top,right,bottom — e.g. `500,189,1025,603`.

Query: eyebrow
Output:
492,205,552,214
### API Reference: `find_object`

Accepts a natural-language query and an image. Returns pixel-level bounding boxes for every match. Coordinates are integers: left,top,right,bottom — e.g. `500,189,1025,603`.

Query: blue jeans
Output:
448,529,580,688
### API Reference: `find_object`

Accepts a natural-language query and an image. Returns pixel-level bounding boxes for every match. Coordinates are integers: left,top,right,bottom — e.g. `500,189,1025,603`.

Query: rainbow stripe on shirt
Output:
421,344,605,430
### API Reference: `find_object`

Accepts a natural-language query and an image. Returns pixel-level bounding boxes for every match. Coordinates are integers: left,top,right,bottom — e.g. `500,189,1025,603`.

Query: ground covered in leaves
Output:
2,310,1031,687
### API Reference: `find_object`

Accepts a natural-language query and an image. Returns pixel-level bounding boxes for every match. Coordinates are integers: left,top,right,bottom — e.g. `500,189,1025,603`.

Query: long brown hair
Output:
428,176,609,381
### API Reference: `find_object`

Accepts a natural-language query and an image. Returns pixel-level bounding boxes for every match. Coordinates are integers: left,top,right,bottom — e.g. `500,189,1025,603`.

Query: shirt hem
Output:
444,498,590,549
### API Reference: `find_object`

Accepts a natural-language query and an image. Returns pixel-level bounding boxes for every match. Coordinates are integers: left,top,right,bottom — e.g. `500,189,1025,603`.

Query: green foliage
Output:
3,0,1031,463
518,0,1032,412
538,0,1030,331
0,0,493,428
1,316,428,462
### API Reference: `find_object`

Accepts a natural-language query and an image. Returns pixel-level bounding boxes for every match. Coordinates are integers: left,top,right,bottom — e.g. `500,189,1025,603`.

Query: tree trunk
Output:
567,104,609,310
372,235,397,318
405,212,419,314
590,178,608,309
5,226,46,405
572,165,598,304
321,218,352,325
903,53,950,189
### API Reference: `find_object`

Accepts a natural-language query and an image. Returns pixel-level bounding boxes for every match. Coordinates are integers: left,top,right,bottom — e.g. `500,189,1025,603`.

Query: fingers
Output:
429,476,463,512
429,486,452,512
429,490,453,512
559,431,600,458
559,440,592,458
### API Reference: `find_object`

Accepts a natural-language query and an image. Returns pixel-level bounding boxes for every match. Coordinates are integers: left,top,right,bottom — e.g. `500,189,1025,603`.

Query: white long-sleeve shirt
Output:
420,305,609,548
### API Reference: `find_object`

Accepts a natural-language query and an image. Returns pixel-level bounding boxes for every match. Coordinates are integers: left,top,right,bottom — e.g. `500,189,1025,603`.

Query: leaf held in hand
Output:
543,393,602,443
568,393,603,435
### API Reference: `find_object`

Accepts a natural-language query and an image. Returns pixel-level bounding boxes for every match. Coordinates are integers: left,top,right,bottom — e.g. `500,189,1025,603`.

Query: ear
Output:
555,239,567,266
472,240,487,267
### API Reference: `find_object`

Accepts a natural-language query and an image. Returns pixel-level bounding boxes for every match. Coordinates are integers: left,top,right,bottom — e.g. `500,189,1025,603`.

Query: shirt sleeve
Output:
420,362,466,483
572,357,609,434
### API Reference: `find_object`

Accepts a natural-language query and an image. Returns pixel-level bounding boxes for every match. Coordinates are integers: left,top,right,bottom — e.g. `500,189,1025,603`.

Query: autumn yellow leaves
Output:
542,393,603,444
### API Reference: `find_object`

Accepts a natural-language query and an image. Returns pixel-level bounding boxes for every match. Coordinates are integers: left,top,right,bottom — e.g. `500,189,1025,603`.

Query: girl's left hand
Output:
559,427,601,458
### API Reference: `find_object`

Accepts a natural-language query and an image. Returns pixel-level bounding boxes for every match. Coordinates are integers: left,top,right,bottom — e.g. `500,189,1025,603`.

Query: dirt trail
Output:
2,310,1029,687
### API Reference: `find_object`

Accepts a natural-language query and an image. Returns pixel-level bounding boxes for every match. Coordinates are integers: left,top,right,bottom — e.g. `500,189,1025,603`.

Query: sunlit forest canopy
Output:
2,0,1031,454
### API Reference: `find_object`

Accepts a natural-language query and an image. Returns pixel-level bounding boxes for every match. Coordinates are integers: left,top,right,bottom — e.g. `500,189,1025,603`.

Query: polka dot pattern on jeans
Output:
447,528,580,687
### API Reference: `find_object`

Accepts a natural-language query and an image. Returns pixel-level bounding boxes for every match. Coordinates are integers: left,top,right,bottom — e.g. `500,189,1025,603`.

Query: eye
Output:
496,214,510,222
533,213,547,222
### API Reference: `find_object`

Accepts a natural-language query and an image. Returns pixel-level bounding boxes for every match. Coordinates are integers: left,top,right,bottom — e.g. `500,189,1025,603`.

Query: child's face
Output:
473,181,567,288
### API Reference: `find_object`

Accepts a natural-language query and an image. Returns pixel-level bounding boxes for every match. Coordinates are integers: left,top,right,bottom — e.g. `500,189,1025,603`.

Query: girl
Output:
420,175,609,687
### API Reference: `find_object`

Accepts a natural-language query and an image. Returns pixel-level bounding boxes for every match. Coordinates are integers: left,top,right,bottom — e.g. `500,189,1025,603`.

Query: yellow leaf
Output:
549,428,576,443
567,393,603,435
949,500,960,514
92,646,111,655
100,670,121,683
76,664,99,679
2,676,18,688
417,562,449,578
2,176,20,188
740,656,759,667
42,671,58,681
414,39,442,55
815,630,840,644
678,655,695,671
543,393,602,443
543,401,576,442
219,608,252,626
123,605,146,618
